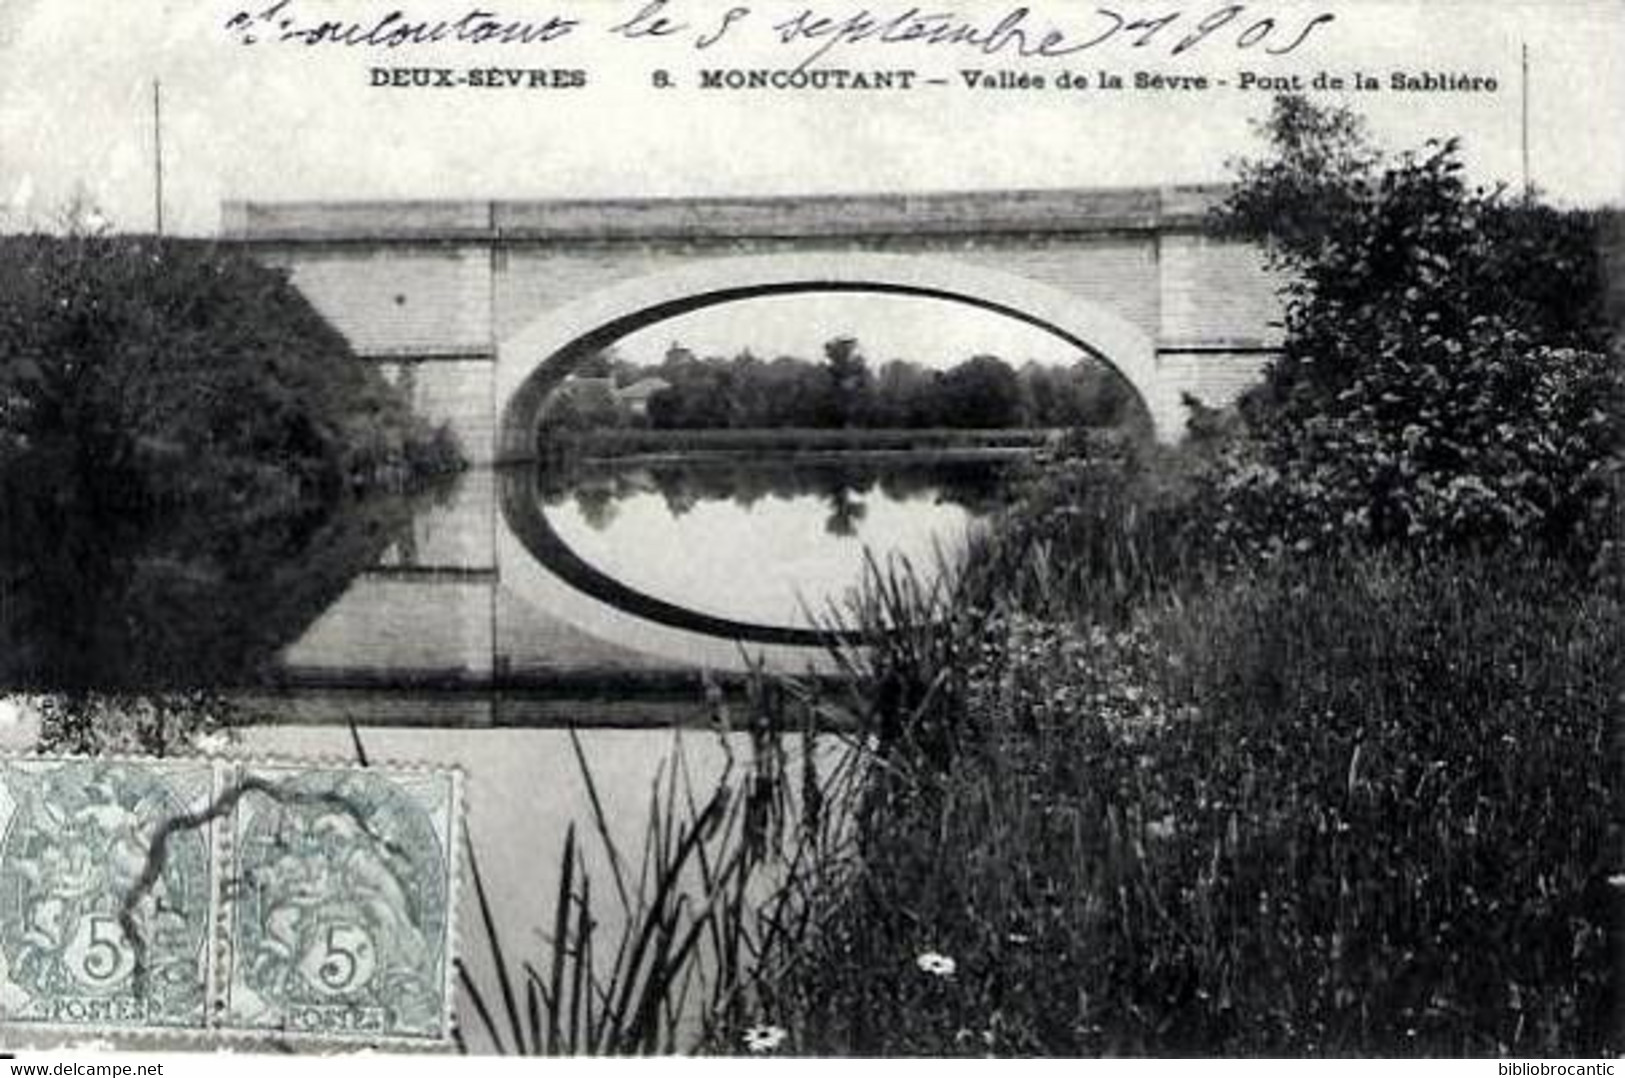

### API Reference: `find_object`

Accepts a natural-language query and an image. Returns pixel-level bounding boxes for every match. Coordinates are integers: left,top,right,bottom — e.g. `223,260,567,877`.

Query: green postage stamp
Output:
0,758,217,1032
0,757,461,1046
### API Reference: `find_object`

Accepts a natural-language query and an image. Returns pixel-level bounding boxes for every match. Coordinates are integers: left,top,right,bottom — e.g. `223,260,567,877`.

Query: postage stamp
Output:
0,757,461,1046
0,757,218,1032
217,764,460,1043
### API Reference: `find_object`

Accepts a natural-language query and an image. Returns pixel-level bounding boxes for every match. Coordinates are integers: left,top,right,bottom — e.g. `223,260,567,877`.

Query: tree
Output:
1210,95,1622,560
1210,93,1381,268
874,359,941,428
823,336,873,428
0,233,456,514
937,355,1022,429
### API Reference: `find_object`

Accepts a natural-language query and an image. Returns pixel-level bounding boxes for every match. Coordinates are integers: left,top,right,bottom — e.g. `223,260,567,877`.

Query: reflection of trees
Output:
535,456,1015,536
822,489,867,538
572,483,622,530
0,466,418,690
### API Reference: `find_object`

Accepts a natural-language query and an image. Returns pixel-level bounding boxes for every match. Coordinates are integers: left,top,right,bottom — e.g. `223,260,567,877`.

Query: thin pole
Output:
153,78,165,235
1520,44,1531,199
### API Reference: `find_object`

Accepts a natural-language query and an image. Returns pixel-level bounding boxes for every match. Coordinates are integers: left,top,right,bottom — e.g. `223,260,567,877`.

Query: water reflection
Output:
2,455,1015,697
535,456,1011,630
540,456,1009,537
0,466,420,692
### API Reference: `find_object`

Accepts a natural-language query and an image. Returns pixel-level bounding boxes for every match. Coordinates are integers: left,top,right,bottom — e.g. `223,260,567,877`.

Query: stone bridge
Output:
223,187,1283,463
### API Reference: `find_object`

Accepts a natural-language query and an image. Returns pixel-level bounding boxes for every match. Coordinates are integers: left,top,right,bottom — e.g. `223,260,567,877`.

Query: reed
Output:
456,699,868,1055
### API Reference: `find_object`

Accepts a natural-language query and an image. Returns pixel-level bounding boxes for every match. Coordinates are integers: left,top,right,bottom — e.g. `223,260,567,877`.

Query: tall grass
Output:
961,429,1222,623
456,694,867,1055
762,546,1621,1056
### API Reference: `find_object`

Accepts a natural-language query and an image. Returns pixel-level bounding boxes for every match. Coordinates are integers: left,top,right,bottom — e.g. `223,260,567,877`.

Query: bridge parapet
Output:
222,185,1229,245
222,199,495,243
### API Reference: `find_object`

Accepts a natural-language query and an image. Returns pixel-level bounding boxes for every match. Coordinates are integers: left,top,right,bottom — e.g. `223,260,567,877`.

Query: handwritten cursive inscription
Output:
223,0,1336,64
224,0,582,47
768,5,1335,69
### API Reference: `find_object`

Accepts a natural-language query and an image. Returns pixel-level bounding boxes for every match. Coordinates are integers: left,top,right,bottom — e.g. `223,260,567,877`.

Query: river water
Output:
1,452,1015,1049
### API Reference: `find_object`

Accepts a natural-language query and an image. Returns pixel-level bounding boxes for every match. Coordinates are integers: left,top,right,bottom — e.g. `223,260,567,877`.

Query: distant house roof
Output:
616,377,671,403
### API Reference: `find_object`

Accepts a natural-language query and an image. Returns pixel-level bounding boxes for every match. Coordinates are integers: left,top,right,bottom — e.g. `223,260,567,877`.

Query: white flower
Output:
742,1024,788,1054
191,730,232,755
916,951,957,978
0,695,40,730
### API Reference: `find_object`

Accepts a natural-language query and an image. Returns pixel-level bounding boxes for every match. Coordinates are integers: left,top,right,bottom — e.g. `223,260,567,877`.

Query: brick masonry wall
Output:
253,225,1278,366
260,245,492,356
1158,234,1284,350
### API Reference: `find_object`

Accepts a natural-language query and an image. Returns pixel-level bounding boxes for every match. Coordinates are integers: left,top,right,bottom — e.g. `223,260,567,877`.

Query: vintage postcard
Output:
0,0,1621,1059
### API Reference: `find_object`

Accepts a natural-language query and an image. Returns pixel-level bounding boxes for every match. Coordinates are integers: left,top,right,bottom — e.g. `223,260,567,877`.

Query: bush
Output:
1210,98,1623,565
1210,336,1623,560
0,232,461,517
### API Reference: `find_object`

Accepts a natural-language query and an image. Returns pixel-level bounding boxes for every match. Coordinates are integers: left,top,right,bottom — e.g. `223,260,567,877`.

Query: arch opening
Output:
496,254,1174,462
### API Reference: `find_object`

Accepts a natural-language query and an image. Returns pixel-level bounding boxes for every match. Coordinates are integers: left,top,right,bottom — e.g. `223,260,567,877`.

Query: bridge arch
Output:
495,253,1174,461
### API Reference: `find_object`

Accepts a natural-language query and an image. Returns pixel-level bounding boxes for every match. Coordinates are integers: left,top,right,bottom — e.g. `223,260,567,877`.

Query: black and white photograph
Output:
0,0,1621,1062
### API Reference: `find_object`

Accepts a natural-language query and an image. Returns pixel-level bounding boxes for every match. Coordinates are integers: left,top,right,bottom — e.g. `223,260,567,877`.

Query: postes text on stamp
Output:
220,765,458,1042
0,758,217,1032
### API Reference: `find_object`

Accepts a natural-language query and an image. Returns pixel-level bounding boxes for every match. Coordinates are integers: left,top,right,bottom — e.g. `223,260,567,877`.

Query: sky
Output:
613,292,1089,369
2,0,1623,237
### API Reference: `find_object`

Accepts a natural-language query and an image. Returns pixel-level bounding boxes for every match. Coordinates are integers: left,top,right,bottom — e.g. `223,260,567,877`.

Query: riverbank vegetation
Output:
727,98,1622,1056
1,226,463,703
476,97,1623,1057
0,230,463,507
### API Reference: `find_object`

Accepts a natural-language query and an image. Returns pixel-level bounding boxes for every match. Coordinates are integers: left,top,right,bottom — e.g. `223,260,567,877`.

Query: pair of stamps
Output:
0,757,461,1046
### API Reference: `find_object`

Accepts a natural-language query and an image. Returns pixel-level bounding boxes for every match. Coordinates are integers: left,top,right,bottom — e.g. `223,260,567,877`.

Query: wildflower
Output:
916,951,957,978
191,730,232,755
742,1024,787,1054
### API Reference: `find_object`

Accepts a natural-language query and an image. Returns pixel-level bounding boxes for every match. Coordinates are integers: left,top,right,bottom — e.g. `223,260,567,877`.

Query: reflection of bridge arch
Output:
499,467,845,649
495,253,1169,462
496,469,839,674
